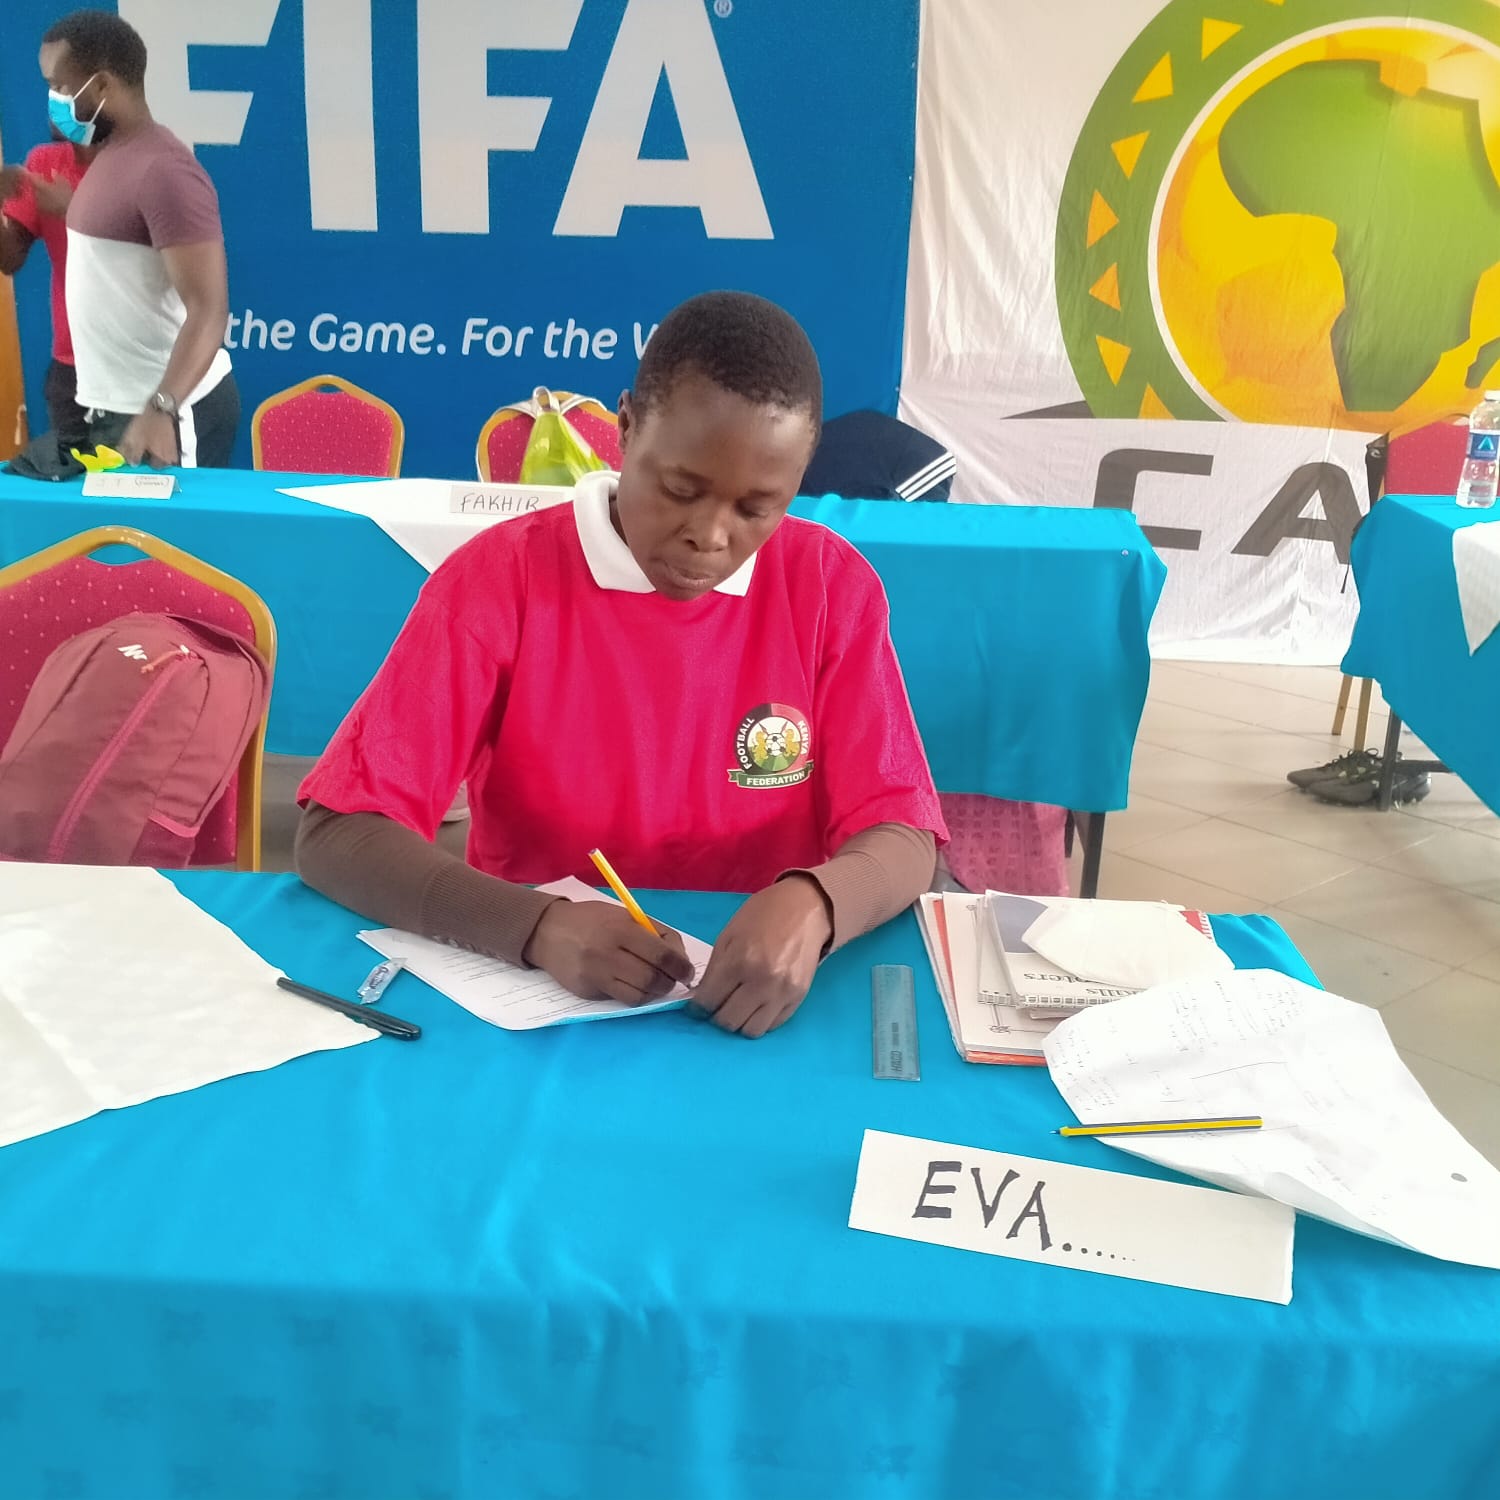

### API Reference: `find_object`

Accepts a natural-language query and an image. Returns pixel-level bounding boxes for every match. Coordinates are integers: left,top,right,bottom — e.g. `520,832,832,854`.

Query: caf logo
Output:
728,703,814,789
1056,1,1500,434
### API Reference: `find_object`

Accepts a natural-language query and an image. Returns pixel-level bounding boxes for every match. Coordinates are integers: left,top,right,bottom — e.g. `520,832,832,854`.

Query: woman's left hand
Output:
691,875,832,1038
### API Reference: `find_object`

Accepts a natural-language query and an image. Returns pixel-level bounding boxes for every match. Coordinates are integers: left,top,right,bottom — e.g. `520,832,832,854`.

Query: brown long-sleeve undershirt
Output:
295,800,936,966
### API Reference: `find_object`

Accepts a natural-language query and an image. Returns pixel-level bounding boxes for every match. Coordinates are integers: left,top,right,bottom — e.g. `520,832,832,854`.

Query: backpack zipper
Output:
47,649,197,862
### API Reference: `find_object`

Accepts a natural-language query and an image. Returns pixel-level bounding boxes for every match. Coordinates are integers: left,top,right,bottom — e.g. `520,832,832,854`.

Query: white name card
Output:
849,1129,1294,1304
82,471,177,499
448,482,573,516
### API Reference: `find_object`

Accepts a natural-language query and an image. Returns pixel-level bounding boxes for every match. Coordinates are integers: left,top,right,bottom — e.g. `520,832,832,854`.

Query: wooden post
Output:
0,119,30,461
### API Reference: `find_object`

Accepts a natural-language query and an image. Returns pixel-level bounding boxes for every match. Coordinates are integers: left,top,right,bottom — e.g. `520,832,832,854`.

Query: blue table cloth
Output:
2,873,1496,1500
0,471,1164,812
1344,494,1500,813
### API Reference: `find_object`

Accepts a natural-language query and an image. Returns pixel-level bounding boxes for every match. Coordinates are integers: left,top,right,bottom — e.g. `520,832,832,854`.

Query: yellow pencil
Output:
587,848,656,935
1056,1116,1262,1138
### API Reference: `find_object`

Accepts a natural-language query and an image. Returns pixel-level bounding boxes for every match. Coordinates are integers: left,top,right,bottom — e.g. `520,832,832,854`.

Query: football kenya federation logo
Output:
1056,0,1500,434
728,703,814,789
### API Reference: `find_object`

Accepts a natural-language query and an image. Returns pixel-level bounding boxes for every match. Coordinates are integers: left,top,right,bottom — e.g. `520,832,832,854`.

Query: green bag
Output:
518,387,608,486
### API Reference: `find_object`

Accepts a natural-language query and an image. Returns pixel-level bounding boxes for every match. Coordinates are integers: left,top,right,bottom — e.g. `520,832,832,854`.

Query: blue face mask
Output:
47,74,103,146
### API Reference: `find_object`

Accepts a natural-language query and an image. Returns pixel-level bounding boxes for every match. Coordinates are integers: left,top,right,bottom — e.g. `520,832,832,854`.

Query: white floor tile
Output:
1384,971,1500,1085
1396,1050,1500,1167
1096,854,1261,913
1377,825,1500,902
1127,820,1357,904
1266,909,1450,1009
1280,865,1500,967
1223,789,1442,865
1102,796,1210,853
1129,744,1287,816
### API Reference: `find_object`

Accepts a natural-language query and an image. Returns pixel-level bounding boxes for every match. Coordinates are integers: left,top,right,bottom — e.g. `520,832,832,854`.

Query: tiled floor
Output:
263,657,1500,1165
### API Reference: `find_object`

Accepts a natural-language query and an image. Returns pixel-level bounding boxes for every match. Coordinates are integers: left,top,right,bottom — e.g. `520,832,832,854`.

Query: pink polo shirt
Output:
299,473,946,892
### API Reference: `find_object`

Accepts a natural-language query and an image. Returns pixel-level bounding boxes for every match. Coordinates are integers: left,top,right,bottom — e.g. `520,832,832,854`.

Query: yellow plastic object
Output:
71,444,126,472
518,387,606,486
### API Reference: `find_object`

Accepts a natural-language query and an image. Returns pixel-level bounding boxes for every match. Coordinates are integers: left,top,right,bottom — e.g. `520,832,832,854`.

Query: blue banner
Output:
1,1,918,476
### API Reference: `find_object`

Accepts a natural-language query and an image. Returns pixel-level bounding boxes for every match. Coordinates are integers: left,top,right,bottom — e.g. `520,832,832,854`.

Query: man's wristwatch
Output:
149,390,180,419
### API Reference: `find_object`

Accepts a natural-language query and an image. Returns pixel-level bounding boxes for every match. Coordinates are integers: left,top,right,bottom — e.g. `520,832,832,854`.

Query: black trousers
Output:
86,372,242,469
42,358,90,451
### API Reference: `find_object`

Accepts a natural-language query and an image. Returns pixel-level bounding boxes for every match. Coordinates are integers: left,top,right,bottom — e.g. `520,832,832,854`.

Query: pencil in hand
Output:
587,848,657,935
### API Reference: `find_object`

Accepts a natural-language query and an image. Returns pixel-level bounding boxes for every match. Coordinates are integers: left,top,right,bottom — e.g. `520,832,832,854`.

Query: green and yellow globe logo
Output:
1057,0,1500,432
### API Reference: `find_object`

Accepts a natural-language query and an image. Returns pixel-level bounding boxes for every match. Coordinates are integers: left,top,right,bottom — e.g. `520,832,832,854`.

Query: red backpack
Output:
0,613,270,866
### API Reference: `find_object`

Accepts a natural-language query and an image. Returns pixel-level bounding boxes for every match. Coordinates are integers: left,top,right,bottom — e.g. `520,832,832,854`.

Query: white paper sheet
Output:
0,865,373,1149
1452,519,1500,654
358,877,712,1031
1043,969,1500,1269
849,1129,1294,1303
280,478,572,573
1024,901,1233,990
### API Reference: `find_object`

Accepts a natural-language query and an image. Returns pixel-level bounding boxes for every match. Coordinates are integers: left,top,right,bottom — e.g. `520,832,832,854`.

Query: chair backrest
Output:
476,391,622,481
1384,417,1468,497
0,528,276,869
252,375,404,477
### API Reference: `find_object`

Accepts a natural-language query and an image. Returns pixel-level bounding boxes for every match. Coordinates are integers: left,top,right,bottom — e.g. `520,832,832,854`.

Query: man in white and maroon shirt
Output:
38,10,239,467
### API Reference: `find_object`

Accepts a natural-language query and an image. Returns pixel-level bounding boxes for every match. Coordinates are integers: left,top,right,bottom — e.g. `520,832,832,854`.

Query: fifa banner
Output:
901,0,1500,661
0,0,918,478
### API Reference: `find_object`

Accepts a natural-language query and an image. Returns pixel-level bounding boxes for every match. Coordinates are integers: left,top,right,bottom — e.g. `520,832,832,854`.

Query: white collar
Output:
572,470,755,597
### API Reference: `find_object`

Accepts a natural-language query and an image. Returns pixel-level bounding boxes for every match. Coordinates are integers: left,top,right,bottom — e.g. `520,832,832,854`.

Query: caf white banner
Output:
903,0,1499,662
947,418,1372,662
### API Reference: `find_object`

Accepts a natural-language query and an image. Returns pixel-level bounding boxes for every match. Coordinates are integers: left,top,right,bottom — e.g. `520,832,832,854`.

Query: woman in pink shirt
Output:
297,292,946,1038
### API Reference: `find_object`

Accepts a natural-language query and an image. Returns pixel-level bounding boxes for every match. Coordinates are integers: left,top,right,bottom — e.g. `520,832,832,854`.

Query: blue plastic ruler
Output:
871,964,920,1081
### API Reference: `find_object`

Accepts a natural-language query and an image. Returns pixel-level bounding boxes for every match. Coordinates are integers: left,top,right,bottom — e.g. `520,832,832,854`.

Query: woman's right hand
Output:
523,898,694,1004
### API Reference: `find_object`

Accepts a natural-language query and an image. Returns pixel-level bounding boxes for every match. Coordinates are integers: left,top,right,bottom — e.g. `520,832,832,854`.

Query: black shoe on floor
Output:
1287,747,1380,789
1308,762,1431,807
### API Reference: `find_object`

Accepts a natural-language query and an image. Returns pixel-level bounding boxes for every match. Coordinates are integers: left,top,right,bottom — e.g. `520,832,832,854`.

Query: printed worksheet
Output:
359,878,713,1030
1043,969,1500,1269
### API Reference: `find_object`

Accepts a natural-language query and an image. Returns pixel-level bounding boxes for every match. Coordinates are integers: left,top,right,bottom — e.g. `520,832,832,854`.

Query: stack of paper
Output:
982,891,1229,1010
916,893,1053,1065
916,890,1235,1066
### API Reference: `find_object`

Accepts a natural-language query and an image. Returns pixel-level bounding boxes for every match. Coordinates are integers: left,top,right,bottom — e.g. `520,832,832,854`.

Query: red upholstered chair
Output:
476,390,622,481
939,794,1070,897
0,527,276,869
1332,416,1468,743
1383,416,1469,494
251,374,404,476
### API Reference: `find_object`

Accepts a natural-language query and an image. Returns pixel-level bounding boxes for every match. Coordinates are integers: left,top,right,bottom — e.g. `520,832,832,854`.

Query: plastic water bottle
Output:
1456,391,1500,508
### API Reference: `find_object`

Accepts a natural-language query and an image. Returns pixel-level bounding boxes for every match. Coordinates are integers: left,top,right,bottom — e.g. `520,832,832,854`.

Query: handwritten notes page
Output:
849,1129,1294,1303
359,878,713,1031
1043,969,1500,1270
0,865,373,1149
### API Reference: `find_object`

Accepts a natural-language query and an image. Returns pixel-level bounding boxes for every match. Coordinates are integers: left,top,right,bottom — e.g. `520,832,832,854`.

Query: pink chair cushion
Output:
939,794,1070,897
1385,421,1469,495
0,556,256,864
258,388,399,476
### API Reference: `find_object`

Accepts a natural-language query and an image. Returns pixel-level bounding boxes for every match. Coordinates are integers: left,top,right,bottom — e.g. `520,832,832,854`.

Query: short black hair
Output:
43,10,147,89
633,291,822,436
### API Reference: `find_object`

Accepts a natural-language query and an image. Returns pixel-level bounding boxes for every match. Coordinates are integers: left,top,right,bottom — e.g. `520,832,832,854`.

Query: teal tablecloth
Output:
0,472,1164,812
1,873,1497,1500
1344,494,1500,813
